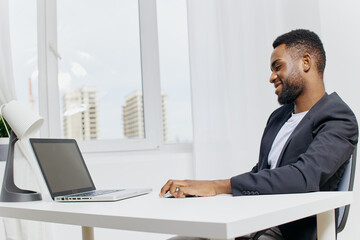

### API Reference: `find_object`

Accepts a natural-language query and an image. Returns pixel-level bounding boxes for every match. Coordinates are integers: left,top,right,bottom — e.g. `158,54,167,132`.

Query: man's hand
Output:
159,179,232,198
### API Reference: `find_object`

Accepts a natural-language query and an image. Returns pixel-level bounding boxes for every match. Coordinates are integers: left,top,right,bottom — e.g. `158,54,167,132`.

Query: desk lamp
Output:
0,100,43,202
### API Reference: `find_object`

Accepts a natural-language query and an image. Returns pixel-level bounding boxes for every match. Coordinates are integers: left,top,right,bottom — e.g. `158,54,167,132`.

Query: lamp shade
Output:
1,100,43,139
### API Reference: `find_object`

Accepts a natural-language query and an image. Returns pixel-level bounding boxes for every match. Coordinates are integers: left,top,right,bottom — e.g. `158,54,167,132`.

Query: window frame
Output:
37,0,169,153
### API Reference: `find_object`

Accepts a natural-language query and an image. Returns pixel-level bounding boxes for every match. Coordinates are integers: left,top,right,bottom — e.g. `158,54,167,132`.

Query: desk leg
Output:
82,226,94,240
317,209,336,240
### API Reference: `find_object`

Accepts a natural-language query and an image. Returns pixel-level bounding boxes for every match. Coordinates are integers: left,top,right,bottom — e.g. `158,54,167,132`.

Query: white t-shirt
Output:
268,110,308,169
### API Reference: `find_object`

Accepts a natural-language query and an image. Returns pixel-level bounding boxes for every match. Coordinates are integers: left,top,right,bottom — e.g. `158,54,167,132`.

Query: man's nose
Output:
269,72,277,84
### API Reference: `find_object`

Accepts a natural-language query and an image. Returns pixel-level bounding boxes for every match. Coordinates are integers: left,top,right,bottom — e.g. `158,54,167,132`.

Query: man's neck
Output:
294,89,325,114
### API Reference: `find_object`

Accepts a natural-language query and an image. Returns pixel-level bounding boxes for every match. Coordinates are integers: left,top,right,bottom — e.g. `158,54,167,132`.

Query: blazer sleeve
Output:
231,99,358,196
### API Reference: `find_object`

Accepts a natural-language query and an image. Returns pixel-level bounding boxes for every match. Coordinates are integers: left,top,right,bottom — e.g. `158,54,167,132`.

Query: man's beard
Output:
277,71,305,105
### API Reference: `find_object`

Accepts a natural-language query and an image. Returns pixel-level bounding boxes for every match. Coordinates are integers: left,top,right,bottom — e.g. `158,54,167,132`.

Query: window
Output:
36,0,191,152
57,0,143,141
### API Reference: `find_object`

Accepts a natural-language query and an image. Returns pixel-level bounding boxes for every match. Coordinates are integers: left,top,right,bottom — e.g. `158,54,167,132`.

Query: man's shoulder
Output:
310,92,358,134
323,92,347,106
312,92,355,116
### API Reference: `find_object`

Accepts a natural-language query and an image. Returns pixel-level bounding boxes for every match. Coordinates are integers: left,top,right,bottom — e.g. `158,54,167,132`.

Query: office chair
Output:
336,147,357,233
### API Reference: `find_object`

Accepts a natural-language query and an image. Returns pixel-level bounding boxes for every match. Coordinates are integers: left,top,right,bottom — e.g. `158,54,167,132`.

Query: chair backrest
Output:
337,147,357,233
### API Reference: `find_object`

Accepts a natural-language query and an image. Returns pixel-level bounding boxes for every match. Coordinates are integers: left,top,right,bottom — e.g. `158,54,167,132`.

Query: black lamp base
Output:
0,188,42,202
0,131,42,202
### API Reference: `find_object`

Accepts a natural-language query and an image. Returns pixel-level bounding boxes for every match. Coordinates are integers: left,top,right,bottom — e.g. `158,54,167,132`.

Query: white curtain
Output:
187,0,321,180
0,0,16,103
187,0,360,239
0,0,52,239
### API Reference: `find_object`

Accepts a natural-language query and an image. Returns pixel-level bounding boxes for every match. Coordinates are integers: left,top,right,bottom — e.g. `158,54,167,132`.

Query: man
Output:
159,29,358,240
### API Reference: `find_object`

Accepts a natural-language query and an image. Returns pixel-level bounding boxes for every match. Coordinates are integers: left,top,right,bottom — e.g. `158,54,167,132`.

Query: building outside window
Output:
63,87,99,140
123,91,168,141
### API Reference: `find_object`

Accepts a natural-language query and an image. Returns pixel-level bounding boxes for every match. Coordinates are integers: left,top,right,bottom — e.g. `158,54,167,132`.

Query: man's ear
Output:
302,53,311,72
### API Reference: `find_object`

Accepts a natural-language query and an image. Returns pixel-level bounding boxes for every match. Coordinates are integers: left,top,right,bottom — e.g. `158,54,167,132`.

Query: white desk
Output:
0,191,352,240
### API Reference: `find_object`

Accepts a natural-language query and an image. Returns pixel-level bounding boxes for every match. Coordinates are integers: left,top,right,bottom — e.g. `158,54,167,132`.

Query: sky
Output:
9,0,193,143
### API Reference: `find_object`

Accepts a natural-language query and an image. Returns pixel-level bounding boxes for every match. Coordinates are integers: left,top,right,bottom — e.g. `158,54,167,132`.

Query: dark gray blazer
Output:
231,92,358,240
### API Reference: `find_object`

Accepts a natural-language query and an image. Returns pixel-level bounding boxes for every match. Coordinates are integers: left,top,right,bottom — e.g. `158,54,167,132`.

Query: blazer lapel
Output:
275,115,310,168
275,93,329,168
260,106,293,170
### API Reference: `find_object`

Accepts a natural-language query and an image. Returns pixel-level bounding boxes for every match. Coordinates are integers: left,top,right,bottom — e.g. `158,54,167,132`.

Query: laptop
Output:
30,138,152,202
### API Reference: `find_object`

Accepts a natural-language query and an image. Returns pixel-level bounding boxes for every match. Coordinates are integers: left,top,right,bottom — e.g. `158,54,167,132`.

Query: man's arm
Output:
159,179,232,198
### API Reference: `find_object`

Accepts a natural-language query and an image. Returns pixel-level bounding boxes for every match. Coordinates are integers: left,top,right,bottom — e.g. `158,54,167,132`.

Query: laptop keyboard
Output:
73,189,123,197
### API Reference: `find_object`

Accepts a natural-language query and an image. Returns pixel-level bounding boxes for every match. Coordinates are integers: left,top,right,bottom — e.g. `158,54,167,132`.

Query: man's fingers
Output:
169,183,178,196
176,188,186,198
159,180,186,197
159,180,174,197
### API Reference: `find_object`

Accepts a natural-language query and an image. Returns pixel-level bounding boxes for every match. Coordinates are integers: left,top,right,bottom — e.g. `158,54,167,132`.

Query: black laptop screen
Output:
30,139,95,198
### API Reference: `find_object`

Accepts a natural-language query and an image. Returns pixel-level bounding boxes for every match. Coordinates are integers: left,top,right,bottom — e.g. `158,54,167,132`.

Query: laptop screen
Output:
30,138,95,198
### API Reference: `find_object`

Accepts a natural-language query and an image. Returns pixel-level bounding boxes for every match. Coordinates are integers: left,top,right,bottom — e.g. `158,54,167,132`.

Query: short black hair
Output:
273,29,326,74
